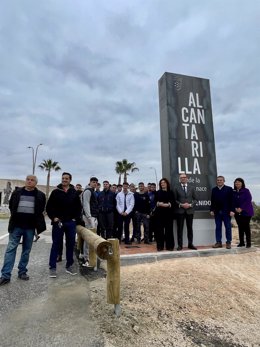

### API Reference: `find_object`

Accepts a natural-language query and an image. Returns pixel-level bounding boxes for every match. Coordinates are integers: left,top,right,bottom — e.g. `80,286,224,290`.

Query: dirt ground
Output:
89,227,260,347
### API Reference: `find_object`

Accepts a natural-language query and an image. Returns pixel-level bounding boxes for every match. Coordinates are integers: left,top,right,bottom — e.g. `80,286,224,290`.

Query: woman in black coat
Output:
154,178,175,251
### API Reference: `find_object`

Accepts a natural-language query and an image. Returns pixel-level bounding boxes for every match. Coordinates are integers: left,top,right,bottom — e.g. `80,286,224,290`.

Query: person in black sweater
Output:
46,172,82,277
154,178,175,251
134,182,151,243
98,180,116,239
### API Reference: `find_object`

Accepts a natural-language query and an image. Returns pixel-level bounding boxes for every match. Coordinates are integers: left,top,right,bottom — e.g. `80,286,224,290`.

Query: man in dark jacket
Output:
134,182,151,244
47,172,82,277
0,175,46,286
98,180,116,239
174,174,198,250
210,176,235,249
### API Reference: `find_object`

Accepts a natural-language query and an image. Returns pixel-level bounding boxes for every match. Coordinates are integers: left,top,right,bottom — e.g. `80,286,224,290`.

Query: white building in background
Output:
0,179,54,207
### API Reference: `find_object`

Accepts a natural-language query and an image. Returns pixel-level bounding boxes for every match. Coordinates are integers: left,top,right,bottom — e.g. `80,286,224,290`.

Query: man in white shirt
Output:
116,182,135,244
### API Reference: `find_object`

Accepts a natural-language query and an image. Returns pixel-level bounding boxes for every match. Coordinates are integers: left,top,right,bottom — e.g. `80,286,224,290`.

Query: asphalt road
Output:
0,219,8,240
0,233,104,347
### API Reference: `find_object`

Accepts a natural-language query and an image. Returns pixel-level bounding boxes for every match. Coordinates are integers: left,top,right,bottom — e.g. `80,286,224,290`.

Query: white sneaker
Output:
82,259,90,267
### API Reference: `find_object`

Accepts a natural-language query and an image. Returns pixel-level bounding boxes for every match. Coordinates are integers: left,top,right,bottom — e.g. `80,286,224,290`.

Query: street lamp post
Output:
28,144,43,174
149,167,158,188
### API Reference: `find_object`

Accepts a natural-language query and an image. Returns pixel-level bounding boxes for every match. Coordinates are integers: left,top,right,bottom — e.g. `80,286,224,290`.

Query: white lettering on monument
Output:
178,92,206,175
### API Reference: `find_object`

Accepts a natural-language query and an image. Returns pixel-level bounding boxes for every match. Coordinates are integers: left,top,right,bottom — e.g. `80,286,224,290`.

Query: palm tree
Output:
115,159,139,184
39,159,61,200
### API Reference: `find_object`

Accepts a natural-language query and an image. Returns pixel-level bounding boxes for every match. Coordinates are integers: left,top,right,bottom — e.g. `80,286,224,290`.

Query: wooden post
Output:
107,238,120,315
76,227,121,315
76,225,111,259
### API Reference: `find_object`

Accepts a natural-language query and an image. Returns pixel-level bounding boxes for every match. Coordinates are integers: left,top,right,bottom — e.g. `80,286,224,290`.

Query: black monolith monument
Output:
158,72,217,244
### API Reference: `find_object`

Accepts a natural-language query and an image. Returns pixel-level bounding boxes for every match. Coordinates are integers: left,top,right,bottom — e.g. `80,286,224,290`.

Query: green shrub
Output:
252,202,260,222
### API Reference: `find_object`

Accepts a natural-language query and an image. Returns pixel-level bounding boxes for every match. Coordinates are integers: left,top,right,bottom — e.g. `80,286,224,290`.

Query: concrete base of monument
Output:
175,218,216,247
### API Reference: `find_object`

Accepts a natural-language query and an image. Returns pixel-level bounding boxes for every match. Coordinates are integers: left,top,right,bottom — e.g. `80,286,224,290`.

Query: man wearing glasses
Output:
174,174,198,251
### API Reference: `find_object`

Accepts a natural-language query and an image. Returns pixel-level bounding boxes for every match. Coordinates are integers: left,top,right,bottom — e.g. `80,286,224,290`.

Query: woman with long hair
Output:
233,177,254,248
154,178,175,251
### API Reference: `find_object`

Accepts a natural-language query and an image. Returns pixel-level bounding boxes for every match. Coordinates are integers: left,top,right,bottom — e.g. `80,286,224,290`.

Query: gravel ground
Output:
90,250,260,347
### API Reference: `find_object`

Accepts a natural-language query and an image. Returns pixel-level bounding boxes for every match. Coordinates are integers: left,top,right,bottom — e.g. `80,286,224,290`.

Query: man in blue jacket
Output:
210,176,235,249
98,180,116,239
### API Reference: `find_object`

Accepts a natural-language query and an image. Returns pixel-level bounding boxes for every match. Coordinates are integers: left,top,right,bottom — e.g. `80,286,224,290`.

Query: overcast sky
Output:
1,0,260,200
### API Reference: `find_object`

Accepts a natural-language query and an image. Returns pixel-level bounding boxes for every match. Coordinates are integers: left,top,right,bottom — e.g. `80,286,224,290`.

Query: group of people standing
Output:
210,176,254,249
0,172,254,286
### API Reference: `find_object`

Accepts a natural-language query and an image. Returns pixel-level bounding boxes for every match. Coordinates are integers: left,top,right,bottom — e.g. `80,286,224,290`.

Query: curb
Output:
120,246,258,266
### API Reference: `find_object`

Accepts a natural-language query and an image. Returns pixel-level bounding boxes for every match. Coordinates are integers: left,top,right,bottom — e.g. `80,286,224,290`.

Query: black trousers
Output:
235,214,251,246
98,211,114,239
176,213,194,247
117,213,131,243
156,215,174,250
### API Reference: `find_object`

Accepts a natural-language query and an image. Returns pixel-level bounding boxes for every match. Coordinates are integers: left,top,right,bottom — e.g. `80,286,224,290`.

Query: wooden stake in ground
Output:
107,238,121,315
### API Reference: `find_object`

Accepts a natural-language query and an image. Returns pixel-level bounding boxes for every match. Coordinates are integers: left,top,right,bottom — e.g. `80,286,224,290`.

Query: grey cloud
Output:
0,0,260,199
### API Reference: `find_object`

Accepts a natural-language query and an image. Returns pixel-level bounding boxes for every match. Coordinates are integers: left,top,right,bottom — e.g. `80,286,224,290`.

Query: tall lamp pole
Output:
149,167,158,188
28,144,43,174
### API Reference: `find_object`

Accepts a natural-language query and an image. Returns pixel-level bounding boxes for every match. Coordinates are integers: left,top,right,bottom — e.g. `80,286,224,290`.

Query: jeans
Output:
135,212,150,242
1,227,34,279
49,220,76,269
214,211,232,243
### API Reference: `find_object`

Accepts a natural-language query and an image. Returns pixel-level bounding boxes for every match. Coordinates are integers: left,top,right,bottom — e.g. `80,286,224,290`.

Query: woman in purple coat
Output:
233,178,254,248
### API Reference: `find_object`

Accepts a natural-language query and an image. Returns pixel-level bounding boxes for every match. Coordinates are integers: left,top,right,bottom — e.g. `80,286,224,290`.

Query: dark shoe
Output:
188,244,197,250
237,243,245,247
18,273,29,281
177,246,183,251
137,239,141,244
246,244,251,248
212,242,222,248
144,241,151,245
166,248,174,251
0,277,10,286
125,241,132,245
56,255,62,262
226,242,231,249
66,266,77,276
157,248,163,251
49,268,57,278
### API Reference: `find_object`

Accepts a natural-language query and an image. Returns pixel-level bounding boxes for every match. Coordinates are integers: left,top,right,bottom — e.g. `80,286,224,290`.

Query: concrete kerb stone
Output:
120,253,158,266
120,247,258,266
